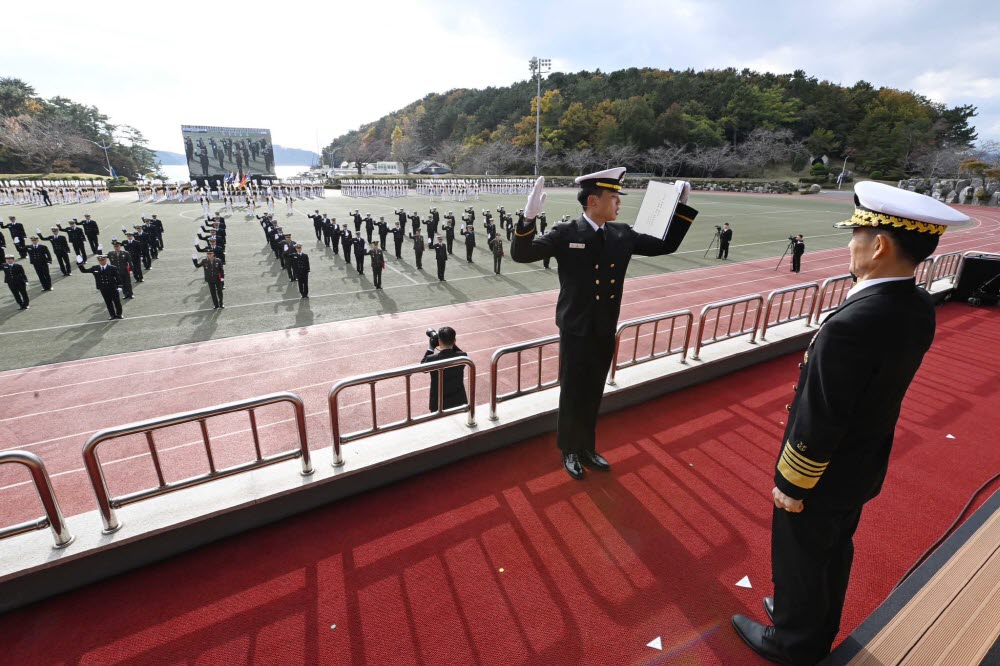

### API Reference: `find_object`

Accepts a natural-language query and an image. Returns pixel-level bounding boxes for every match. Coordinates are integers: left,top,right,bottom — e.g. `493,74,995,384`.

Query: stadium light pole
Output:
529,57,551,177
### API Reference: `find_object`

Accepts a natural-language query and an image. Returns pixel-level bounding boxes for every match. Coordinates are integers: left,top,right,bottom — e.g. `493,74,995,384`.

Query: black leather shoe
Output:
731,615,793,666
562,453,585,480
763,597,775,624
580,451,611,472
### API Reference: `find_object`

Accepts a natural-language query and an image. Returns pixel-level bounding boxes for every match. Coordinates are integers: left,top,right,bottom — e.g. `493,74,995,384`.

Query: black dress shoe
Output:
731,615,793,666
580,451,611,471
763,597,775,624
562,453,585,480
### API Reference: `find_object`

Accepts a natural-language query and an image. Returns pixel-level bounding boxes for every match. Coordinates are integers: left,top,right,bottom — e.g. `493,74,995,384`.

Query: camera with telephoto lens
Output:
715,225,722,231
426,328,439,349
788,235,796,242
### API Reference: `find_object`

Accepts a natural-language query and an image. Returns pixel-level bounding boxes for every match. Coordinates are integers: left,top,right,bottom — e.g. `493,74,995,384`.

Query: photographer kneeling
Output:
420,326,469,412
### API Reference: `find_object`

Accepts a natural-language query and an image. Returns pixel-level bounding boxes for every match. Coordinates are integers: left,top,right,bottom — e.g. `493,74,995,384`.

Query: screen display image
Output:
181,125,274,178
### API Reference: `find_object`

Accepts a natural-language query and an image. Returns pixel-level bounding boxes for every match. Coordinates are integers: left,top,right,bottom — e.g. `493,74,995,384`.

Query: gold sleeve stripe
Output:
514,224,536,237
778,453,823,489
782,444,828,472
780,450,824,480
675,213,694,223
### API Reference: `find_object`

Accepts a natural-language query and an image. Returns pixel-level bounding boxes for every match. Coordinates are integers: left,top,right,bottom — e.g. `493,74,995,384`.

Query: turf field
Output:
0,189,855,371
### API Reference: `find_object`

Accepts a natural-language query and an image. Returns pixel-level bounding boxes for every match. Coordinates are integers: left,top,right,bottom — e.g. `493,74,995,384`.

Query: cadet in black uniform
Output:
123,233,144,283
408,210,421,237
106,240,134,299
2,216,28,258
78,254,123,319
309,210,324,241
81,215,100,253
364,213,375,244
410,230,425,270
352,210,363,234
192,249,225,309
282,235,297,280
322,215,335,248
368,240,385,289
490,235,504,275
377,216,390,249
431,235,448,281
443,217,456,254
511,168,696,480
147,215,165,250
731,182,970,666
352,235,367,274
718,222,733,259
292,244,310,297
390,223,405,259
39,226,72,276
461,221,476,262
791,234,805,272
24,235,53,291
427,208,439,240
2,254,29,309
59,220,87,261
340,225,354,260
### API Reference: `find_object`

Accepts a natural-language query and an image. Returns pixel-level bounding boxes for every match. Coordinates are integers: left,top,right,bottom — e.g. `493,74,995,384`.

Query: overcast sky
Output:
5,0,998,156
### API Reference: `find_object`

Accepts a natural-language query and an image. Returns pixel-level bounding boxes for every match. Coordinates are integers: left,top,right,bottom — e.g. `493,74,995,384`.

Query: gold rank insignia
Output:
777,440,827,489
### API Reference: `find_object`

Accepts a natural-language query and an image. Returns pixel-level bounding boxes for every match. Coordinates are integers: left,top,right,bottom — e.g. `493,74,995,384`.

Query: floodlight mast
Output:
529,57,552,177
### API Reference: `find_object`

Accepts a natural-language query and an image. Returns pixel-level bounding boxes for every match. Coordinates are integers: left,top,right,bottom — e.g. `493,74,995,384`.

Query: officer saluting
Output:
77,254,123,320
511,168,697,480
731,182,970,665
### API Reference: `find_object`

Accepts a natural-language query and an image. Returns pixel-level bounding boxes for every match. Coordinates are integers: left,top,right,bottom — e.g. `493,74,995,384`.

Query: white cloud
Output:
912,70,1000,103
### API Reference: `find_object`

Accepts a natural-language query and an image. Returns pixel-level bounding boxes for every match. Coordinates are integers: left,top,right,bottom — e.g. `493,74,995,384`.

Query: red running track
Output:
2,303,998,665
1,204,999,526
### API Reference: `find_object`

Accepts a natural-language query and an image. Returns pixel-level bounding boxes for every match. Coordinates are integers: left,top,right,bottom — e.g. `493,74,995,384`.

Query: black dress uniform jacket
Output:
2,262,27,286
774,278,935,508
510,211,696,336
421,346,469,411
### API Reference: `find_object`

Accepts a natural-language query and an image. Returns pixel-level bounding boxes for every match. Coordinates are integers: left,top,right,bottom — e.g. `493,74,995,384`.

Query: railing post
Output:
0,452,74,548
82,440,122,533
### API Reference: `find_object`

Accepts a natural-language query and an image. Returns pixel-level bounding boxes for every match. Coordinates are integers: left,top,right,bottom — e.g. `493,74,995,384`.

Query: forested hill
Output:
325,67,979,179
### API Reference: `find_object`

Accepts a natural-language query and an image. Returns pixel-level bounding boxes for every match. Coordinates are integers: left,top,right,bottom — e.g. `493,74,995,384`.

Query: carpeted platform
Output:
2,303,998,665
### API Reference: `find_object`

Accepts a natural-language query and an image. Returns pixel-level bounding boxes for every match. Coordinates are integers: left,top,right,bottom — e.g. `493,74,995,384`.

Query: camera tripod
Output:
704,228,721,258
776,237,796,271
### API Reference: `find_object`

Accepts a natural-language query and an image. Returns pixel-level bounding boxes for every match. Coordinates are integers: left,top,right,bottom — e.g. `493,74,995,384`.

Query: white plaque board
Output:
632,180,680,240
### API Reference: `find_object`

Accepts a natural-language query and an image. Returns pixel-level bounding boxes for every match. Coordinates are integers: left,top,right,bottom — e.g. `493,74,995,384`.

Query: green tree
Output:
805,128,839,156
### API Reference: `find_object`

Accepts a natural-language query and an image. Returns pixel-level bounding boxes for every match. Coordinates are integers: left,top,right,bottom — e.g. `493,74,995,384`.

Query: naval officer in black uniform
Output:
731,182,971,666
511,168,697,480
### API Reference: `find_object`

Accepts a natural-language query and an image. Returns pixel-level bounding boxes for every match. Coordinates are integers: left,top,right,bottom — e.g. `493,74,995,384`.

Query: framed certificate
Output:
632,180,680,240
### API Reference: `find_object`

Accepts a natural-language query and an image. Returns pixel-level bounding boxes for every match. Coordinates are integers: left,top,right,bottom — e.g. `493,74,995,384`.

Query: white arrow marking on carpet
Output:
647,636,663,651
736,575,752,588
946,434,956,439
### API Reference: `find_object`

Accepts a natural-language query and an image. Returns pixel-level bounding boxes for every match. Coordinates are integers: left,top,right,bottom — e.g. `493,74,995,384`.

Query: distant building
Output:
332,161,403,176
408,160,452,175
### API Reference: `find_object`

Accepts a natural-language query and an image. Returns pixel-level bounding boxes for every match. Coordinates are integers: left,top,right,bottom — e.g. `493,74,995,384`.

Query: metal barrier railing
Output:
489,335,559,420
914,257,934,288
329,356,477,465
83,392,312,533
928,251,964,286
813,274,853,323
0,451,73,548
609,310,693,385
759,282,819,340
691,295,763,360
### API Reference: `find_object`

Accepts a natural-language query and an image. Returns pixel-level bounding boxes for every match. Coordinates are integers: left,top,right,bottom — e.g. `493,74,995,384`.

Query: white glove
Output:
76,255,84,264
675,180,691,205
14,237,20,244
283,244,289,252
117,287,123,293
192,253,199,260
36,227,42,234
97,244,103,252
122,227,127,233
194,242,199,248
524,176,546,220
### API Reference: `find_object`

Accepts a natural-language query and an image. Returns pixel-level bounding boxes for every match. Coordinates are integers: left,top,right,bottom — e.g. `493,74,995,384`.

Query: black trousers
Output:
446,237,454,254
372,267,382,288
14,240,27,258
99,287,122,317
117,269,133,298
415,251,423,270
55,252,72,275
207,281,223,308
436,260,446,280
132,261,143,283
314,225,322,241
286,262,295,280
141,251,151,270
323,231,333,248
557,332,616,454
42,193,52,206
71,239,86,260
86,234,99,253
493,255,502,274
33,263,52,290
297,274,309,297
355,255,364,274
792,254,802,272
466,245,474,262
771,504,863,664
718,242,730,259
8,283,28,308
341,242,351,259
394,243,403,259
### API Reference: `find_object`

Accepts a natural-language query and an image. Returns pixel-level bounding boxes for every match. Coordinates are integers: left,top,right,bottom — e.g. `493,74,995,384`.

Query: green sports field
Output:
0,189,854,371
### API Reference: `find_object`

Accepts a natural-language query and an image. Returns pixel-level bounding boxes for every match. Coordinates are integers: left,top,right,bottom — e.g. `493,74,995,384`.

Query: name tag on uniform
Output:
569,242,586,249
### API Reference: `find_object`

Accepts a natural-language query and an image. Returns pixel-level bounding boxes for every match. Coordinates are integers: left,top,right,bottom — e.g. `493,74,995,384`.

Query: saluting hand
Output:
524,176,546,220
675,180,692,204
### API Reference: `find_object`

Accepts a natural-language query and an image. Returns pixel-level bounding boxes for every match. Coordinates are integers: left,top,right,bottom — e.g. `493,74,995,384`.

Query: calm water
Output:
158,165,314,183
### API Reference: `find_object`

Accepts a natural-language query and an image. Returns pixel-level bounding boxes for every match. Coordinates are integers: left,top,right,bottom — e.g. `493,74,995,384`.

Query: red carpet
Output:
2,303,998,665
